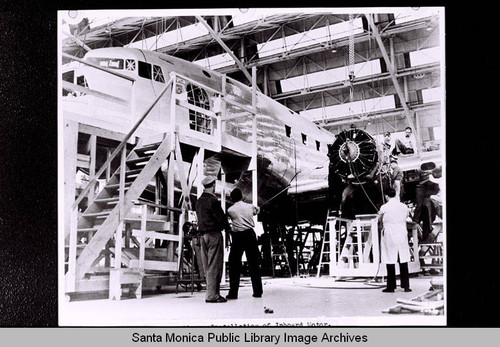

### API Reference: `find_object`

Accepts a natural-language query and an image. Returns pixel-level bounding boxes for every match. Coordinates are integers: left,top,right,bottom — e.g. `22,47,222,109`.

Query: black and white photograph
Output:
58,7,446,326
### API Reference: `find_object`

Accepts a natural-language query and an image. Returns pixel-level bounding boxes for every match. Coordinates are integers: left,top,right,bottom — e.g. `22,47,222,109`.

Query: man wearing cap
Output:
389,156,403,201
226,188,263,300
195,175,231,303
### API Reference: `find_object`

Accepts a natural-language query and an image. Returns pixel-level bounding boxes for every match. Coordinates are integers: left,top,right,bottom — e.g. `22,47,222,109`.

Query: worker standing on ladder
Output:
195,176,231,303
378,187,412,293
226,188,263,300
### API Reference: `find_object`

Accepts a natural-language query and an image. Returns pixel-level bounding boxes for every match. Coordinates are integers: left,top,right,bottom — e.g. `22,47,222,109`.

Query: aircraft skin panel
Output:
62,47,336,209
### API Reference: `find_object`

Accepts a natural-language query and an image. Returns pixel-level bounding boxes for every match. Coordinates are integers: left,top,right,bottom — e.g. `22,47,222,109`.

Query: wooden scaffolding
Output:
62,63,260,300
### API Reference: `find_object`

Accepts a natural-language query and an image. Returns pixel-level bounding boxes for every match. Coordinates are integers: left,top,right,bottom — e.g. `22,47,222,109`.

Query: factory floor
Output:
59,273,445,326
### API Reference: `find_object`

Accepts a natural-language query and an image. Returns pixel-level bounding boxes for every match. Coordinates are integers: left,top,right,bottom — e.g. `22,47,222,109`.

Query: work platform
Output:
62,65,260,300
317,213,422,278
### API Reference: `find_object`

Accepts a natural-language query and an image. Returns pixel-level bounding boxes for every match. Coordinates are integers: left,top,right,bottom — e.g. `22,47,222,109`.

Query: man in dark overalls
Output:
195,175,230,303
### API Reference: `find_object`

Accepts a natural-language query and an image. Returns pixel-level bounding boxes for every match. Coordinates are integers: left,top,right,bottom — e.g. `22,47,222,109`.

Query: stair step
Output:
83,211,111,218
126,169,143,175
126,156,152,165
94,197,119,205
420,255,443,259
135,143,160,153
420,264,443,269
77,227,98,233
115,169,142,177
65,244,86,249
106,182,132,190
420,243,442,247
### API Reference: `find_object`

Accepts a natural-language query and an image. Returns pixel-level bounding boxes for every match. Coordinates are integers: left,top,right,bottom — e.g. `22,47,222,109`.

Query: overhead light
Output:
64,10,85,25
239,8,249,13
331,48,337,53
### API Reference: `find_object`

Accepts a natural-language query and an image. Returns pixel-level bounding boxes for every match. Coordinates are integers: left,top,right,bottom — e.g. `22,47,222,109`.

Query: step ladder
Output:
65,134,184,298
419,220,444,273
316,210,352,277
270,227,292,278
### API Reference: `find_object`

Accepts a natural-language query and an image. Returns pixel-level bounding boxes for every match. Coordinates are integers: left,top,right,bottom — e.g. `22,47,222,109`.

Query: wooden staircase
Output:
65,134,183,299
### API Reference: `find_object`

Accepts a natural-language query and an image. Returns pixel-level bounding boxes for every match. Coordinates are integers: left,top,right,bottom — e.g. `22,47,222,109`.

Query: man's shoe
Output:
382,288,395,293
205,296,227,303
225,295,238,300
252,294,262,298
404,288,412,292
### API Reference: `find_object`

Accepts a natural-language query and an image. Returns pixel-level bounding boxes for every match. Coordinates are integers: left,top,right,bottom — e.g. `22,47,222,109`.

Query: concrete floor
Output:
59,275,445,326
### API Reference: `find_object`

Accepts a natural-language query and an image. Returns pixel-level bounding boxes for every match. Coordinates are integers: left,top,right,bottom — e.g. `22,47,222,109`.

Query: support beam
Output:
64,120,78,240
63,29,92,52
195,15,259,90
365,14,420,151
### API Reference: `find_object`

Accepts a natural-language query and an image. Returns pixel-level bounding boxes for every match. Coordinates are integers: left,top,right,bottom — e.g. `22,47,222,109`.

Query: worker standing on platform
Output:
226,188,263,300
389,156,404,201
195,175,230,303
378,187,412,293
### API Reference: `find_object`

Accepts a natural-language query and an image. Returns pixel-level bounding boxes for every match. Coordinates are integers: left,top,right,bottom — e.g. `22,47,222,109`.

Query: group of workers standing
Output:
194,175,262,303
194,175,412,299
191,128,421,300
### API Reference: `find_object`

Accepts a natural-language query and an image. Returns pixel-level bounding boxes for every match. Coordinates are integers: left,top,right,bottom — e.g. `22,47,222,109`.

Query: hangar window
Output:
285,125,291,138
125,59,136,71
301,133,307,145
153,65,165,83
138,61,152,79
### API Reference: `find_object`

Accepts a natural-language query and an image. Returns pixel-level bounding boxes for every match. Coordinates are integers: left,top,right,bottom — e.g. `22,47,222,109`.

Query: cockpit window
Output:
153,65,165,83
138,61,152,79
87,57,124,70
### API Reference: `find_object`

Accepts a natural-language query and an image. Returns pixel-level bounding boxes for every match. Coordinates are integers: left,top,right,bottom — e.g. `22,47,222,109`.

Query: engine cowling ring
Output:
328,127,381,184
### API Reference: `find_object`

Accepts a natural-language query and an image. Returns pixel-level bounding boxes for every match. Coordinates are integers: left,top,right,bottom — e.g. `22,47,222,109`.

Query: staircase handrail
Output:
71,75,174,210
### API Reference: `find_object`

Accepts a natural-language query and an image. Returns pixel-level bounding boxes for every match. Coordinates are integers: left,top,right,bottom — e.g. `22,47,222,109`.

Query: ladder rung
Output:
420,256,443,259
420,243,442,246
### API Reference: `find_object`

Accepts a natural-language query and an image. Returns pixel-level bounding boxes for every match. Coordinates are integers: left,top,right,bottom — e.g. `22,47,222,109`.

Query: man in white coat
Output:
378,187,412,293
